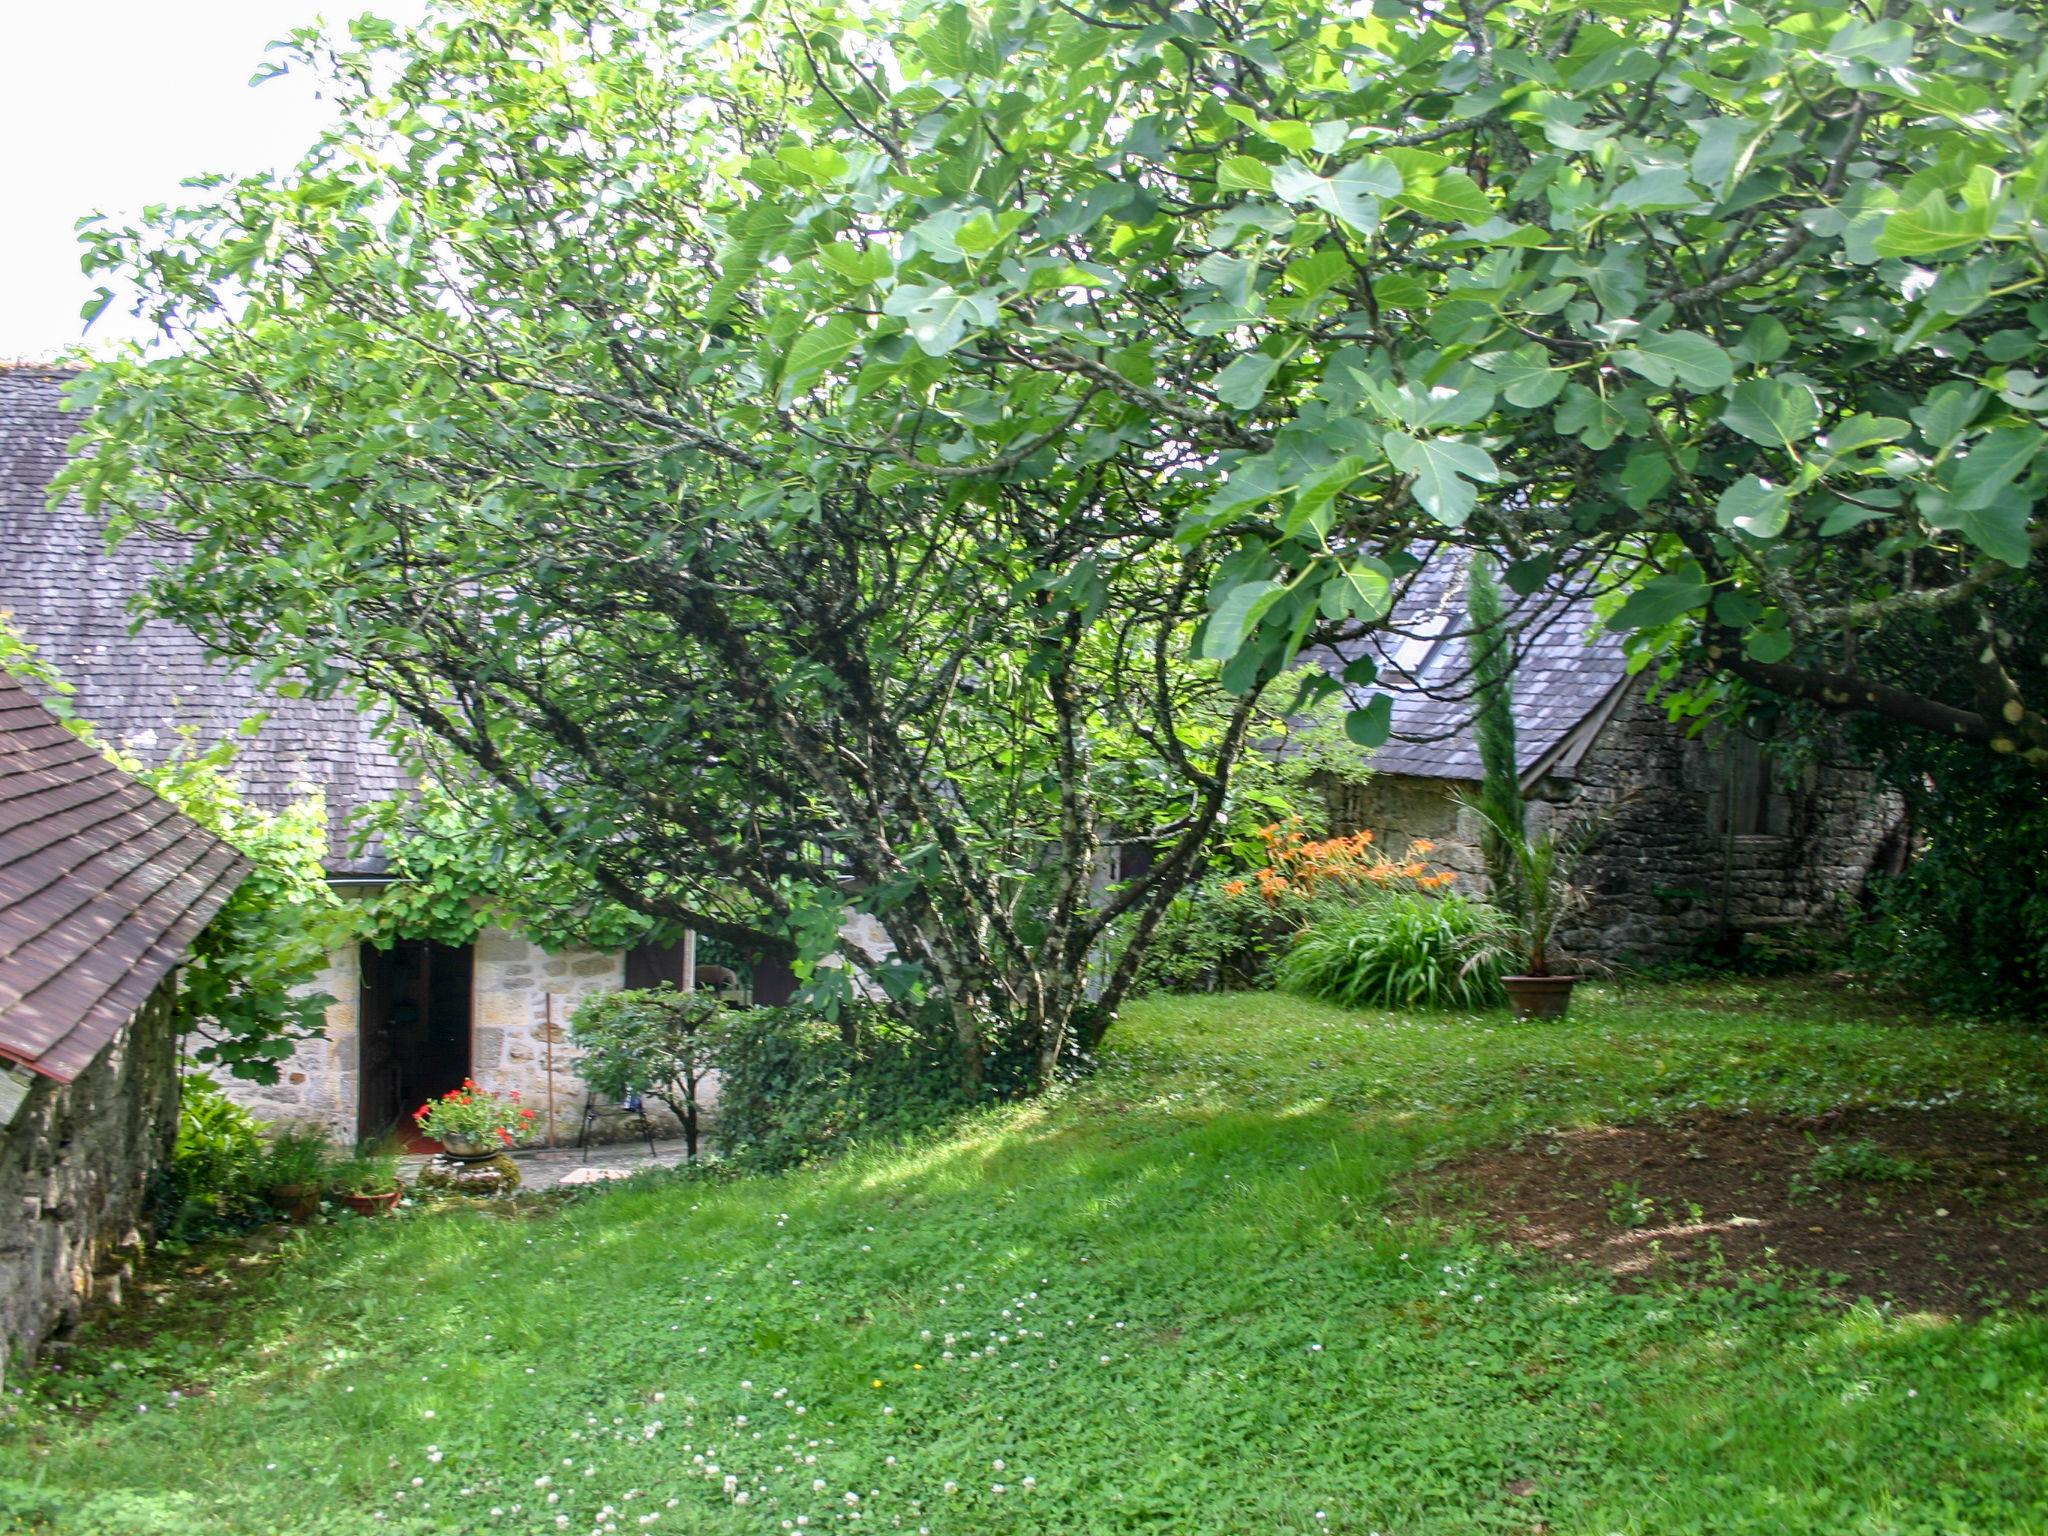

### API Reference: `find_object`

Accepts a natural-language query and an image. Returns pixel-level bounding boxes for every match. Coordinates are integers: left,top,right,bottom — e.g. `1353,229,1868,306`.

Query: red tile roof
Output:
0,668,248,1082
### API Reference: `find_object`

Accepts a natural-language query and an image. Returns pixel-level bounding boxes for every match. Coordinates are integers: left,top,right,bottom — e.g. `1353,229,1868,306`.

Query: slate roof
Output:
0,669,248,1082
0,364,405,873
1321,551,1635,785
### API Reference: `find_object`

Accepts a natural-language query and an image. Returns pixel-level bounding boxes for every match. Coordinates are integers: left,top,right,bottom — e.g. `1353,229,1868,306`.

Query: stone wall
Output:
468,928,660,1145
212,910,901,1148
209,927,648,1146
1322,678,1901,966
214,941,363,1137
0,978,180,1391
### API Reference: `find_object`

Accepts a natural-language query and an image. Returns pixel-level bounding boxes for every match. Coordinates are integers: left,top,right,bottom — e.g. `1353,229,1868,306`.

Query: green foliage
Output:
1129,876,1301,995
569,987,726,1156
1276,893,1513,1011
1604,1179,1657,1229
1855,736,2048,1017
257,1127,333,1193
153,1076,269,1238
324,1152,402,1198
570,989,724,1106
7,983,2048,1534
114,740,337,1081
1464,801,1609,977
346,779,660,955
1808,1139,1932,1185
711,1004,967,1172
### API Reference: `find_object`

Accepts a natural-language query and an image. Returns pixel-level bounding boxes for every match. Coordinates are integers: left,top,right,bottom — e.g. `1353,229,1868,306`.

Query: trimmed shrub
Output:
570,987,725,1158
1131,877,1301,994
711,1004,966,1171
1275,893,1513,1011
1852,740,2048,1018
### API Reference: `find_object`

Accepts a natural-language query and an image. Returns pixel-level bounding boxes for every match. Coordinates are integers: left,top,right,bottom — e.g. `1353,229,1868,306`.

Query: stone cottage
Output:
1,363,785,1147
1320,555,1901,965
0,668,248,1388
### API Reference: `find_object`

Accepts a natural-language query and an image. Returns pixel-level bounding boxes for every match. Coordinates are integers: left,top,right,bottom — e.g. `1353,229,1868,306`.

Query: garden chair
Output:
575,1086,660,1162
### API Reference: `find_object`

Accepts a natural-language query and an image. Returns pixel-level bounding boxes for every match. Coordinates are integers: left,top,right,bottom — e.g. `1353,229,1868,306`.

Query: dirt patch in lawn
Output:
1429,1108,2048,1314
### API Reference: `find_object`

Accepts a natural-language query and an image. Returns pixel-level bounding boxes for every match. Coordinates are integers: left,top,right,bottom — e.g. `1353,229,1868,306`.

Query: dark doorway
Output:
358,939,474,1145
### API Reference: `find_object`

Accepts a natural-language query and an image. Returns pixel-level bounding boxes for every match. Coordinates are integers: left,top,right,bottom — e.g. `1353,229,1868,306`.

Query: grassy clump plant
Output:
255,1127,332,1195
1275,891,1513,1010
324,1152,402,1199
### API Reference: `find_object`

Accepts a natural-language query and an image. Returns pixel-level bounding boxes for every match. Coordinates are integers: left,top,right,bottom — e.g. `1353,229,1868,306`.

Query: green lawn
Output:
5,981,2047,1535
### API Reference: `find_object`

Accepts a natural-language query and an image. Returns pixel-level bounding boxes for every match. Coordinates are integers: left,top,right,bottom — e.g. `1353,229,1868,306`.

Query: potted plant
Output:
1460,554,1603,1020
414,1080,538,1161
1491,820,1596,1019
327,1151,403,1215
260,1127,332,1222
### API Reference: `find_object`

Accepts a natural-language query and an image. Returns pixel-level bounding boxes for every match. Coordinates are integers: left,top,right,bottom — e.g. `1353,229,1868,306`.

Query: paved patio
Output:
400,1136,692,1193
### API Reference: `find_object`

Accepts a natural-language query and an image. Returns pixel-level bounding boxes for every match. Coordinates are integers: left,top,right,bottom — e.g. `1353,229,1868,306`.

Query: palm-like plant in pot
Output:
1461,554,1603,1019
1476,810,1604,1019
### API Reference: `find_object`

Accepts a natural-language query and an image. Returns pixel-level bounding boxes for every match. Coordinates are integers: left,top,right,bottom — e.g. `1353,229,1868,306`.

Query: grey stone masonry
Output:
1322,676,1901,966
0,978,180,1391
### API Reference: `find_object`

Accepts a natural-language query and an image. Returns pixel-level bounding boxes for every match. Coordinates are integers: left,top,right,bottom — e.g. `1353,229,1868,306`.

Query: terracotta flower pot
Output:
340,1185,403,1216
264,1185,322,1223
1503,974,1579,1020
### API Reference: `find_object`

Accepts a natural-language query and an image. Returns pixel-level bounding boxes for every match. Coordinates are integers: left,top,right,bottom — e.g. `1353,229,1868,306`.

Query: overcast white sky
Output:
0,2,425,361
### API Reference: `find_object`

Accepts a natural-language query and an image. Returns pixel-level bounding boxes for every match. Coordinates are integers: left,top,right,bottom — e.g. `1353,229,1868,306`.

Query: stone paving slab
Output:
399,1137,689,1194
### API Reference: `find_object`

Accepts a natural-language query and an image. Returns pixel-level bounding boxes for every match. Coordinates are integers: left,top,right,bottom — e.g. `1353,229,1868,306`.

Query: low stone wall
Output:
0,978,179,1391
